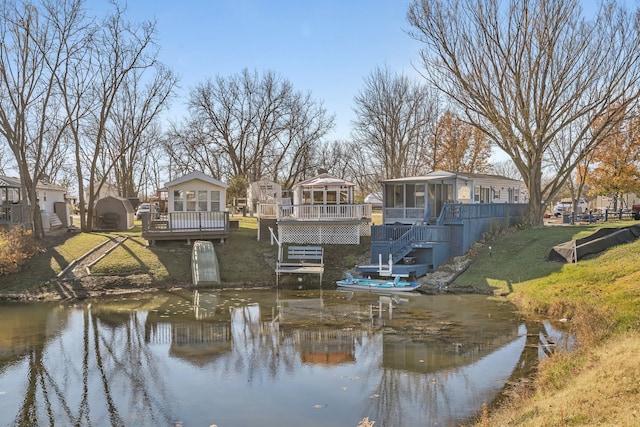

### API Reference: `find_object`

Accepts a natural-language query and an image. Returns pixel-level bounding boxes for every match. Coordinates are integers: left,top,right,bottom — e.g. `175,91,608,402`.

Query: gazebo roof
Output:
295,173,355,188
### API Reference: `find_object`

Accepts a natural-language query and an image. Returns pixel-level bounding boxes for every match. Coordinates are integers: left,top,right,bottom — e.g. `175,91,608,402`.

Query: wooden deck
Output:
142,211,230,244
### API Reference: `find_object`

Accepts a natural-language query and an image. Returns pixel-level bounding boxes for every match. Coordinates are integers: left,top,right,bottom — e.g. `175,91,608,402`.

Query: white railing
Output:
257,203,372,220
147,211,229,231
257,203,278,218
279,204,371,220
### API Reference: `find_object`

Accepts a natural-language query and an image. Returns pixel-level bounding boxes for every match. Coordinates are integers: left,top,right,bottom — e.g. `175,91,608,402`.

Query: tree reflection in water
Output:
0,291,569,426
10,306,175,426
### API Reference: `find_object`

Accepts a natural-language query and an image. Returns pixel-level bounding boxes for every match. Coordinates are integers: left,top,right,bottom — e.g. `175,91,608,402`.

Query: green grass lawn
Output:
0,231,110,293
455,220,640,332
0,215,369,296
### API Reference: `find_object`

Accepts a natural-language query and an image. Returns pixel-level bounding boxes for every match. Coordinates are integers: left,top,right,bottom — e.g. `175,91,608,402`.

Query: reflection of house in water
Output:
133,290,526,374
276,294,370,366
167,323,231,365
288,329,357,365
143,293,233,366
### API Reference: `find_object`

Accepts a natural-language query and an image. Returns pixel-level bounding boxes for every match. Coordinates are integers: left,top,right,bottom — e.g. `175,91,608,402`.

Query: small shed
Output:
94,196,135,230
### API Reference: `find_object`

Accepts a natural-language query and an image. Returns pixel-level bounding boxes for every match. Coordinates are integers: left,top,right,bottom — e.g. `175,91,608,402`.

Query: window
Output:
198,190,208,211
186,190,196,211
482,187,490,203
313,190,324,204
384,184,393,208
415,184,425,208
326,190,337,204
394,184,404,207
173,190,184,211
406,184,416,208
210,191,220,211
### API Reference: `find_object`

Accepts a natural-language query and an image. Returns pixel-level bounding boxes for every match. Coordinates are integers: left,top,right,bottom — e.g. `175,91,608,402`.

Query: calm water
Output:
0,289,565,427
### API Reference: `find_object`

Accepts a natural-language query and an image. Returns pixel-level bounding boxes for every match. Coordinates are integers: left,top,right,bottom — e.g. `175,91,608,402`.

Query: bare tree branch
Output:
408,0,640,226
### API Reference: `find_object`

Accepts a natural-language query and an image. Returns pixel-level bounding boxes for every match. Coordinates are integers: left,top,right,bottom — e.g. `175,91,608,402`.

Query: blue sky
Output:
119,0,423,141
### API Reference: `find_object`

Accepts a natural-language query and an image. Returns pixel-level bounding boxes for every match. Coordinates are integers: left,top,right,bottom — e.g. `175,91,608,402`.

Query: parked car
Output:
135,202,160,220
553,198,588,217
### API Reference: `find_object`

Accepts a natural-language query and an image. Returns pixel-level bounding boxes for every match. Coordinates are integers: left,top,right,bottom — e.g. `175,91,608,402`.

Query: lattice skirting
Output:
279,224,361,244
360,222,371,236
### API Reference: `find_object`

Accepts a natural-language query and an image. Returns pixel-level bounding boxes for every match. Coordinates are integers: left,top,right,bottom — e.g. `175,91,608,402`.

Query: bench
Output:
275,245,324,285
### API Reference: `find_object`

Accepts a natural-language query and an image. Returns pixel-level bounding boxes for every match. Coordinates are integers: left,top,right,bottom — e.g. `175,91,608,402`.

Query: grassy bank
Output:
1,230,111,295
454,222,640,426
0,215,369,297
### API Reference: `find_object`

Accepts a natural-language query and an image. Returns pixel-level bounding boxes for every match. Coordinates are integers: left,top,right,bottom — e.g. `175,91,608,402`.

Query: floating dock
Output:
191,240,221,286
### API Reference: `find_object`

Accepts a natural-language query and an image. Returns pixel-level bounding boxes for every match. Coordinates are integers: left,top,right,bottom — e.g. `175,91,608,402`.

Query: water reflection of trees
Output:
10,306,176,426
1,291,560,426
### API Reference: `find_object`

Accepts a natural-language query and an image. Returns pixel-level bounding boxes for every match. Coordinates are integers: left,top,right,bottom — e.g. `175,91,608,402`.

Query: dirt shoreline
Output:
2,255,479,302
2,226,480,302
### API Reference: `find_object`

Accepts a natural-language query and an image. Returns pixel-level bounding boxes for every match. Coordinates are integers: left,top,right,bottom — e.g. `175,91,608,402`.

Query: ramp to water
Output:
191,240,220,285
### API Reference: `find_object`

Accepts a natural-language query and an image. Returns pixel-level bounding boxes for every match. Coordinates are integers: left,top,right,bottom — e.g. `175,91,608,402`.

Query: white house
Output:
291,173,357,206
0,175,70,229
269,173,372,245
165,171,229,213
88,181,120,201
247,179,282,214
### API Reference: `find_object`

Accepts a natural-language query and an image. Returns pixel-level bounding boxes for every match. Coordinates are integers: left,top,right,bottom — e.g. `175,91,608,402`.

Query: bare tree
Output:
352,65,439,179
107,66,177,199
164,117,226,180
489,159,522,181
174,68,334,190
0,0,173,233
0,0,85,238
60,3,174,231
408,0,640,226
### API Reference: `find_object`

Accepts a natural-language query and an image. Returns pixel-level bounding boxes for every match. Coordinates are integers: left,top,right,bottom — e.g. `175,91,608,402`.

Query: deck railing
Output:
383,203,529,224
371,224,451,245
0,204,32,226
437,203,528,224
146,211,229,231
258,203,371,221
257,203,278,218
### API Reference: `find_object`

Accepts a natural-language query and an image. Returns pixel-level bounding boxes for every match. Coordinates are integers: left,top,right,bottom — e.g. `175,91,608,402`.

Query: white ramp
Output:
191,240,221,286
